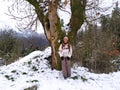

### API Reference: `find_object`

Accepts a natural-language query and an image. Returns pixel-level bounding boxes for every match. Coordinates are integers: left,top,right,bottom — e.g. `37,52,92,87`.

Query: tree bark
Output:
47,1,66,69
47,1,61,69
69,0,86,41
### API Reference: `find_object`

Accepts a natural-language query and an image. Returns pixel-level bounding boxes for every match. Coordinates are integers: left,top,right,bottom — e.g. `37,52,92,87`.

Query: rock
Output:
24,85,37,90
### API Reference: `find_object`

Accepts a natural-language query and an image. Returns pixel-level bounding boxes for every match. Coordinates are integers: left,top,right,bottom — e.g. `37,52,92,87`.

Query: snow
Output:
0,47,120,90
58,0,71,26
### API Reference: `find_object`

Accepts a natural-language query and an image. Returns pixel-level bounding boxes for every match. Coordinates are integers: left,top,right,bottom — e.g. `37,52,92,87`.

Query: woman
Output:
58,36,72,79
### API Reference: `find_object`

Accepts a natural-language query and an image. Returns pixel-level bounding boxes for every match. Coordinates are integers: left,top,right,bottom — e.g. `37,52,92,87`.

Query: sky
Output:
0,0,119,33
0,0,44,33
0,1,16,29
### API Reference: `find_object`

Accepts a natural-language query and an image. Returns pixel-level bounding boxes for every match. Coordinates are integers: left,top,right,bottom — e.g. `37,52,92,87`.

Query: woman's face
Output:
63,37,68,43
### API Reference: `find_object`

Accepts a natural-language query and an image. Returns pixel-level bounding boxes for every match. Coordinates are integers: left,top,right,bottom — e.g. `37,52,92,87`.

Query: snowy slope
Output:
0,47,120,90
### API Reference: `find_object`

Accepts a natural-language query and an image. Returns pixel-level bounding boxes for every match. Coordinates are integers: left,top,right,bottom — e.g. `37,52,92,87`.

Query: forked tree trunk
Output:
27,0,86,70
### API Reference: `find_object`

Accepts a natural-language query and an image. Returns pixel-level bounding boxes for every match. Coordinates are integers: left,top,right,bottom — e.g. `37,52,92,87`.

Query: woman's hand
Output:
67,57,70,60
61,57,64,60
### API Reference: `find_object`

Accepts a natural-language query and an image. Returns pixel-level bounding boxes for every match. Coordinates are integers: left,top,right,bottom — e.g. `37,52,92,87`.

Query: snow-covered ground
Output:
0,47,120,90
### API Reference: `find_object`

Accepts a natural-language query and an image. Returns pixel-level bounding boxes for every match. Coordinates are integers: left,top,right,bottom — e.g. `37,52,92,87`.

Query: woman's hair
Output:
63,36,68,41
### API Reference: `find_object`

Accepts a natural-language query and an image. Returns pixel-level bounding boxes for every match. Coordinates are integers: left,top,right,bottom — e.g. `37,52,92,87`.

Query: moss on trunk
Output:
48,1,62,70
69,0,86,42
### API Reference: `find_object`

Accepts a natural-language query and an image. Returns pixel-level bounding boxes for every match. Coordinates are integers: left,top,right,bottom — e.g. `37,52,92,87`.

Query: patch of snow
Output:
0,47,120,90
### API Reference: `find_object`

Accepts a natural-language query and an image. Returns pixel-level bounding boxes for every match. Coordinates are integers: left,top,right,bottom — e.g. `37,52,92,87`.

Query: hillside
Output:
0,47,120,90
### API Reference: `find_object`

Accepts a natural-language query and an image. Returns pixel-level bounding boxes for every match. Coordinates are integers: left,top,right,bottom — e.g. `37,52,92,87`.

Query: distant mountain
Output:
0,26,49,51
0,22,43,38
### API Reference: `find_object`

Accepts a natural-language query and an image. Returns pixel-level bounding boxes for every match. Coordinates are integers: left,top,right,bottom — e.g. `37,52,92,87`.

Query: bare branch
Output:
58,7,71,14
6,0,42,31
85,0,116,24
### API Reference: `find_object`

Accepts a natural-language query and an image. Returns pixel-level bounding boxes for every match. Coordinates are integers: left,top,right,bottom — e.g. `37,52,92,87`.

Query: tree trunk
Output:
44,1,63,70
69,0,86,66
31,0,65,70
69,0,86,41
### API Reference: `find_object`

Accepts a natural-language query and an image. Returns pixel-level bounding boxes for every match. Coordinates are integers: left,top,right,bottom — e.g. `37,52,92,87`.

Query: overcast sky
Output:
0,0,119,33
0,1,16,29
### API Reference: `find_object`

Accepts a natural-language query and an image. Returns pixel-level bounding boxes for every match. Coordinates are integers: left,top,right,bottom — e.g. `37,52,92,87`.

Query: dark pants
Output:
61,57,71,78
